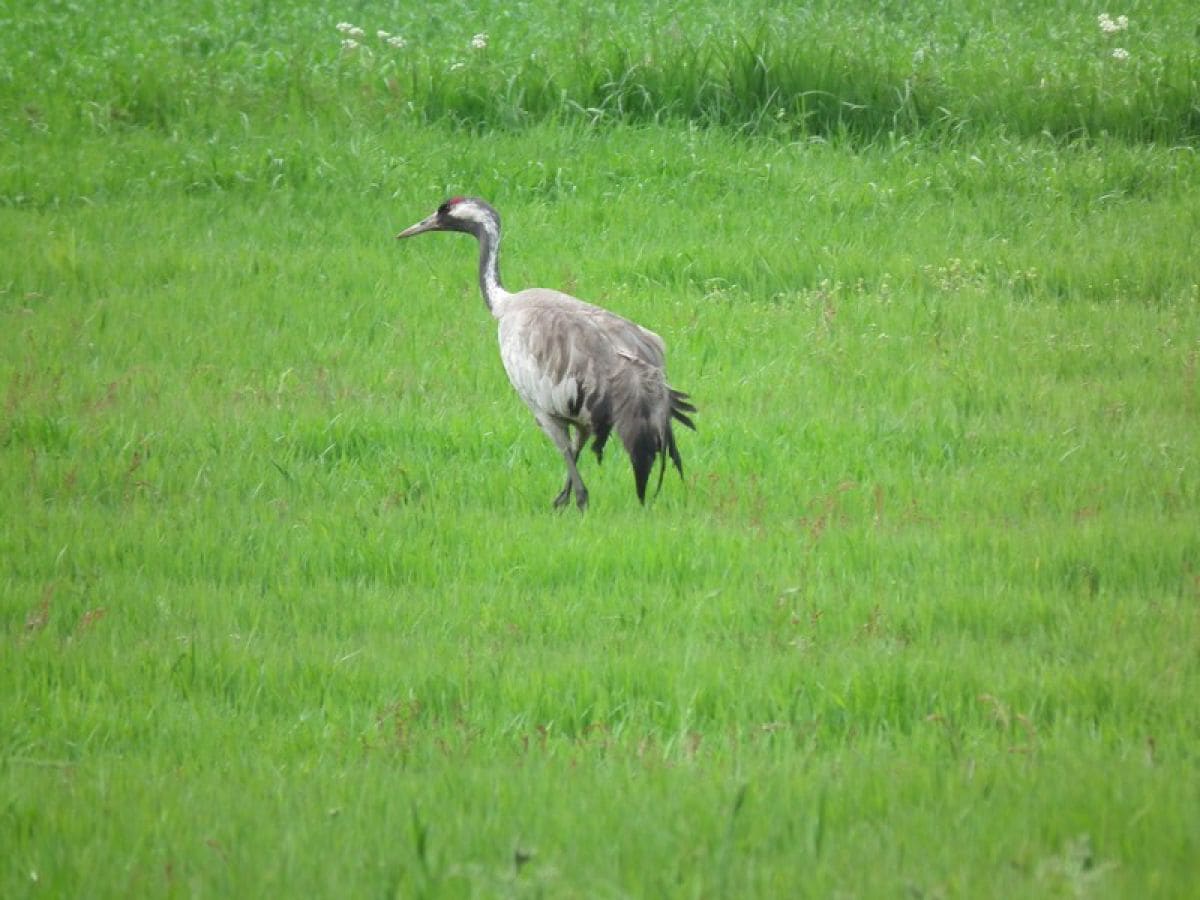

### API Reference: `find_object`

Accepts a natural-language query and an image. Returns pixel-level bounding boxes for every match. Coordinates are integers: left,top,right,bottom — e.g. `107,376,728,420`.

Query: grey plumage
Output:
396,196,696,510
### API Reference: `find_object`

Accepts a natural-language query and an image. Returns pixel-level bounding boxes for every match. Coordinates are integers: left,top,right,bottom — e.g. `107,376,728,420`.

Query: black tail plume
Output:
670,389,697,431
629,428,658,503
649,389,696,500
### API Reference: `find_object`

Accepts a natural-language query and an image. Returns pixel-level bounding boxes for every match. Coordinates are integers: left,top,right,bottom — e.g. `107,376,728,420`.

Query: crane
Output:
396,197,696,510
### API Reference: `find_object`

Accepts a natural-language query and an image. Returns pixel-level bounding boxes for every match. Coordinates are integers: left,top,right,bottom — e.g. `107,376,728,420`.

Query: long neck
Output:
474,216,509,316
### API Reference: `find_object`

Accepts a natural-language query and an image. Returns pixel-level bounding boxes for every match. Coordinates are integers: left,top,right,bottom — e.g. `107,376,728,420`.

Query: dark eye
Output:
437,196,466,218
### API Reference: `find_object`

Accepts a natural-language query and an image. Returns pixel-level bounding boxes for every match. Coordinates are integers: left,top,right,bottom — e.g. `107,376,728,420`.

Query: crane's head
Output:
395,196,499,240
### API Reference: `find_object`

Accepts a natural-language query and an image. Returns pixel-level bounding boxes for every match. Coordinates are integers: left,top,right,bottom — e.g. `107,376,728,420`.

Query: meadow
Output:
2,1,1199,896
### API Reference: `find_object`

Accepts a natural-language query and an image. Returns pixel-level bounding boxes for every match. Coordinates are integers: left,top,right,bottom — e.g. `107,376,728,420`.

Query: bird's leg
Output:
538,417,588,511
553,425,591,509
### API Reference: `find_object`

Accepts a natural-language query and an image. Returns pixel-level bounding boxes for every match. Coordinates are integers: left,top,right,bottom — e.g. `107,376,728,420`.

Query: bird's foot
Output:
551,488,587,511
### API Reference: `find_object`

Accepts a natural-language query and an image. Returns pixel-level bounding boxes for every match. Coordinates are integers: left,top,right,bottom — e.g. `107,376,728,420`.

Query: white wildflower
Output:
377,30,390,39
470,32,488,50
387,35,407,49
341,38,360,51
1111,47,1130,61
347,26,365,39
1098,13,1129,34
335,22,356,34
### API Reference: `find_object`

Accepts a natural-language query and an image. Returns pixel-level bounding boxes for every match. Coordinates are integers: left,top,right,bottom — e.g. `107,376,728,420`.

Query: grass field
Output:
3,1,1199,896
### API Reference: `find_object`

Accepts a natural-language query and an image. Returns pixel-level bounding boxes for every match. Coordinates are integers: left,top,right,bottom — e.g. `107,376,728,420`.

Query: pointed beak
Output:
395,212,440,240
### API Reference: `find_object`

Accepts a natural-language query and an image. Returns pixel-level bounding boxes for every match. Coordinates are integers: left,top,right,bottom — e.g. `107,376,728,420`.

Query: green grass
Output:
3,1,1200,896
4,0,1198,142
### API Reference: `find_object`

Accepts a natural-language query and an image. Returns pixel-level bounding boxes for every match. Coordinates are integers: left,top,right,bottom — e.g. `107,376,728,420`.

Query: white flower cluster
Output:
1098,14,1130,61
1097,13,1129,34
335,20,489,63
336,22,363,51
336,21,408,52
377,30,407,49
